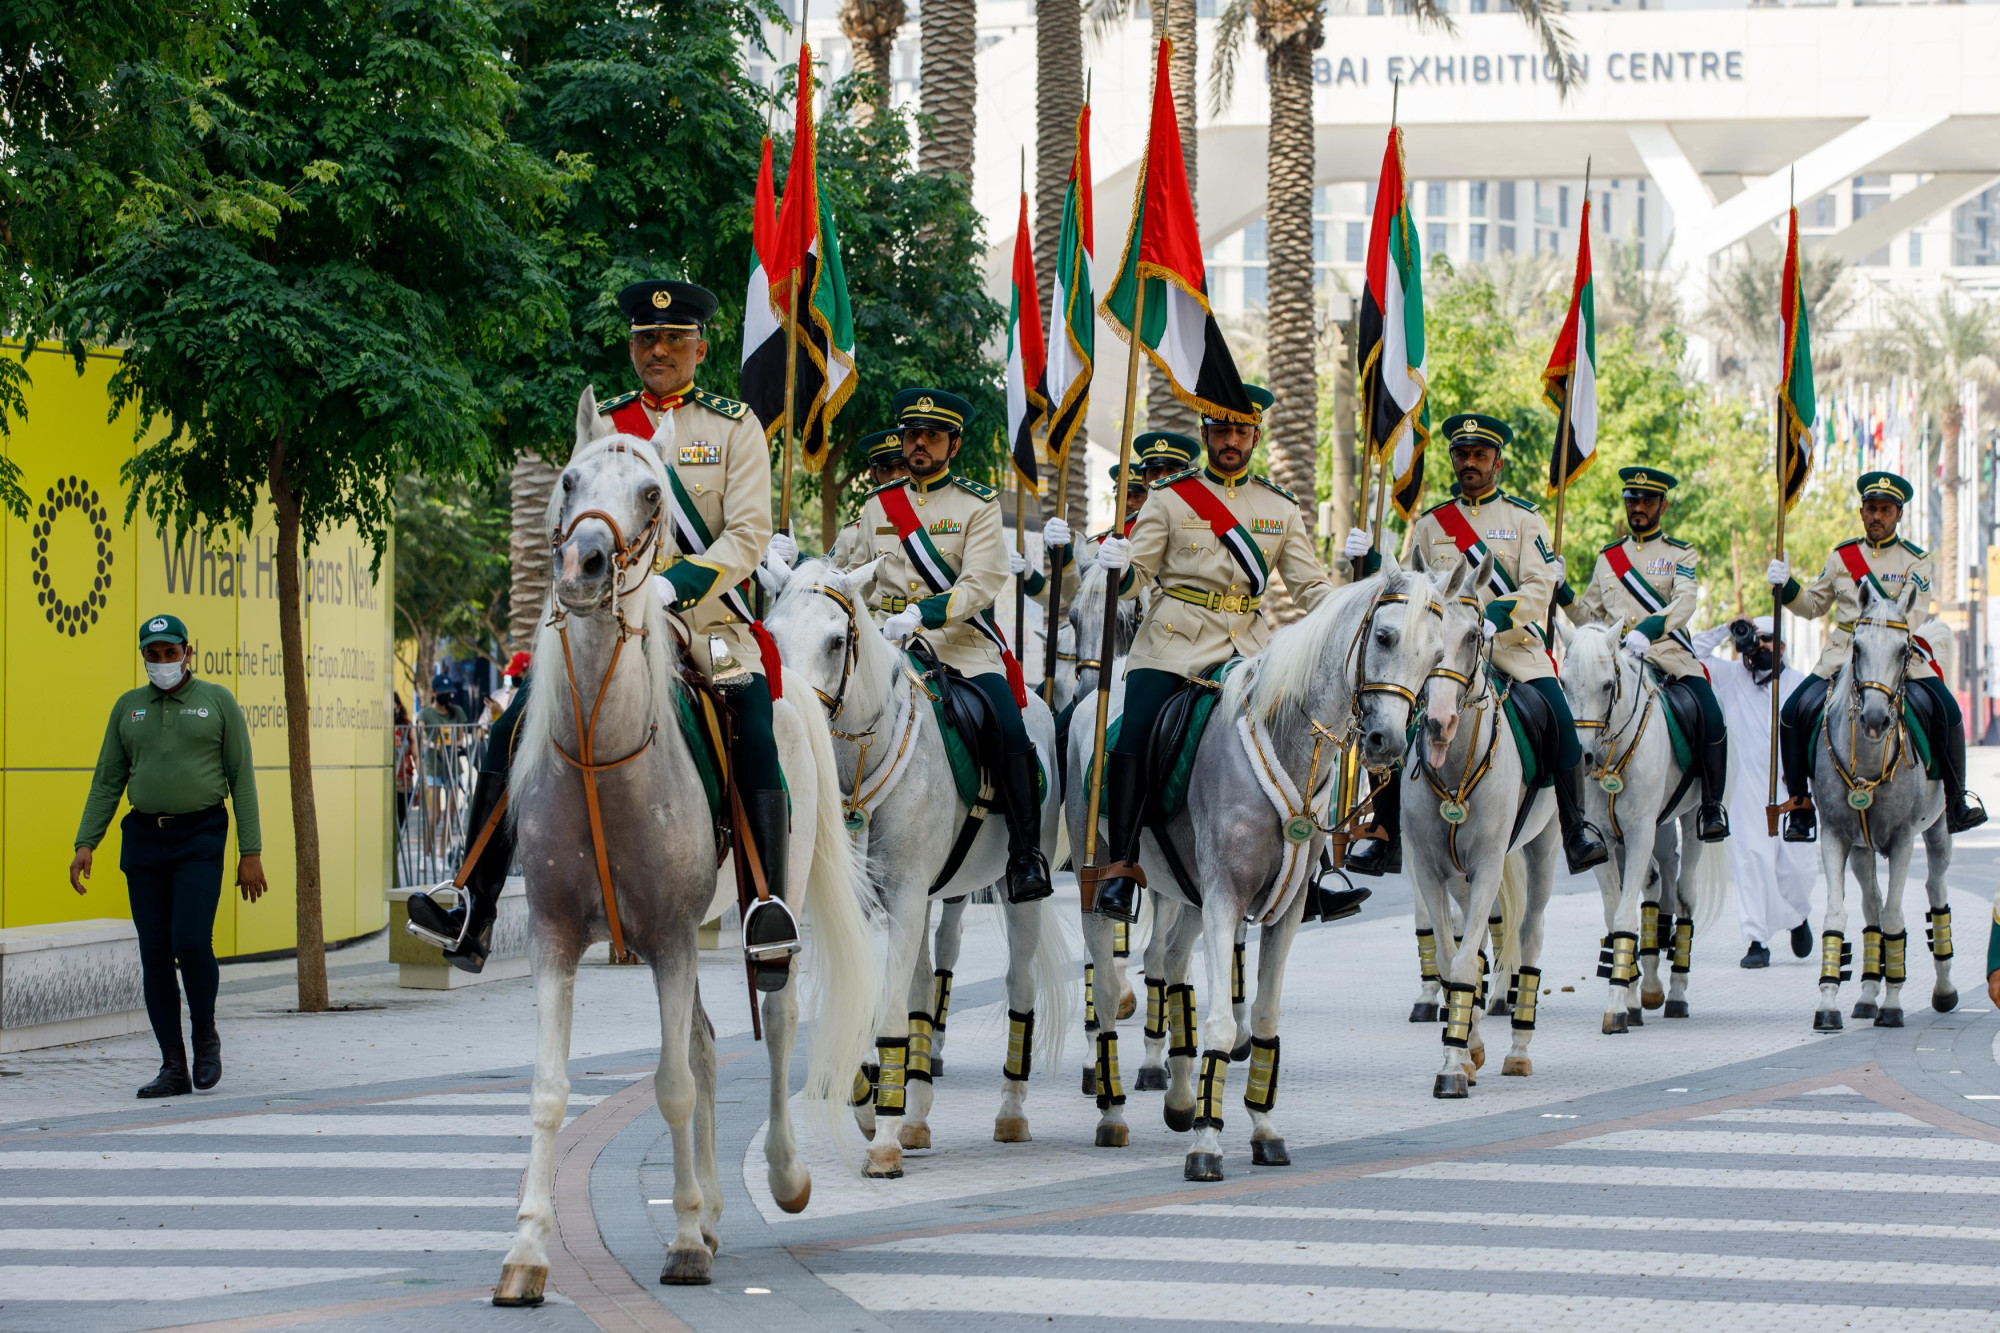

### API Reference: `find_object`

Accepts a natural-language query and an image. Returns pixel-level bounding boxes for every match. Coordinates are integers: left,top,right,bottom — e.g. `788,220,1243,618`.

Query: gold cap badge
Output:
651,290,672,309
916,395,935,413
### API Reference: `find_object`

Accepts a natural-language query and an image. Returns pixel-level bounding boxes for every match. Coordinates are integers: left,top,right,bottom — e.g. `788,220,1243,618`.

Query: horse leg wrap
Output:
1639,901,1661,958
1671,917,1693,976
1600,931,1639,987
931,969,953,1037
1083,964,1097,1032
1094,1031,1126,1109
1596,934,1614,980
1243,1036,1280,1113
1416,928,1439,983
851,1062,878,1108
1883,930,1909,985
1927,907,1954,961
1144,976,1169,1043
1441,981,1478,1049
1860,927,1884,984
874,1040,908,1116
1193,1049,1230,1130
1167,983,1198,1059
1003,1009,1035,1083
1114,920,1132,959
1232,940,1247,1007
906,1011,934,1085
1820,931,1852,986
1508,966,1542,1030
1488,909,1507,959
1476,949,1491,1009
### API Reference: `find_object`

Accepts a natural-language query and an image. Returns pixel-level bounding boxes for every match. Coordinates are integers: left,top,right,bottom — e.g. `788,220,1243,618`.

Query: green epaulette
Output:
951,475,998,502
1151,467,1199,490
1663,536,1691,549
1601,538,1625,554
1502,493,1541,513
1421,498,1456,518
1252,474,1296,503
598,388,642,415
1901,538,1927,557
864,477,911,501
692,388,748,420
1835,537,1862,550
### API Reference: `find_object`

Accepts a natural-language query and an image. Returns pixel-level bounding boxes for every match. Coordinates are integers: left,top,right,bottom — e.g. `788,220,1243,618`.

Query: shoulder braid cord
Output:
1413,622,1503,877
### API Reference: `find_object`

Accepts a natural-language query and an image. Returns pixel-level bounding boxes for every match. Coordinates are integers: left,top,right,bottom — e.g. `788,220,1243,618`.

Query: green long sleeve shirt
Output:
75,674,262,854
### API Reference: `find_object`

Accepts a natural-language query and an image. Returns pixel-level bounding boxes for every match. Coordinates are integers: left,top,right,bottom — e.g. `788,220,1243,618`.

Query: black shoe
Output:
1555,764,1611,874
741,789,797,989
138,1061,192,1099
1697,801,1730,843
1740,941,1771,969
1947,790,1988,835
1343,772,1401,878
999,750,1052,904
1306,883,1372,923
1092,752,1148,923
1790,919,1813,958
1783,805,1818,843
190,1023,221,1091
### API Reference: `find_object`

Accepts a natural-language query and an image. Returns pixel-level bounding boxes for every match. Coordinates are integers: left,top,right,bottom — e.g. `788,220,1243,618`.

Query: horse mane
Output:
773,556,901,714
1226,572,1392,722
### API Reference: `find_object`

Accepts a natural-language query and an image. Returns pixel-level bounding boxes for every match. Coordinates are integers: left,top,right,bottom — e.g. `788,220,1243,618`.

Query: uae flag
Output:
1359,126,1430,519
1043,103,1094,468
740,44,856,470
1005,190,1049,486
1099,39,1254,424
1543,198,1599,495
1777,205,1815,513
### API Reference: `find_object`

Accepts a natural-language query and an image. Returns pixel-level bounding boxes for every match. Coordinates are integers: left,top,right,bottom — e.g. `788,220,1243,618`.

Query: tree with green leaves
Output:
393,471,511,693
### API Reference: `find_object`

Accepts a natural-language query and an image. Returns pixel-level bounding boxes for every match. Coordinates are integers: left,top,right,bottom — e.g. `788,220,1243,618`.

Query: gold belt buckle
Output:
1219,593,1247,614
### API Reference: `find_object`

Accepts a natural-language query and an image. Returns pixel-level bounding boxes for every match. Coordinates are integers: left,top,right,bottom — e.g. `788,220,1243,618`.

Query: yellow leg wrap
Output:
1094,1031,1126,1108
1820,930,1852,986
931,968,953,1036
1599,931,1639,986
1113,919,1131,958
1671,916,1693,975
1476,949,1491,1009
875,1040,908,1116
1168,983,1198,1059
1004,1008,1035,1083
907,1011,934,1085
1442,981,1477,1048
1416,927,1439,983
1194,1049,1230,1129
1927,906,1954,961
1083,963,1097,1031
1232,939,1247,1006
1487,909,1508,963
1860,927,1884,983
1144,976,1169,1042
1883,930,1909,985
851,1062,877,1107
1508,965,1542,1030
1244,1036,1280,1113
1639,901,1661,958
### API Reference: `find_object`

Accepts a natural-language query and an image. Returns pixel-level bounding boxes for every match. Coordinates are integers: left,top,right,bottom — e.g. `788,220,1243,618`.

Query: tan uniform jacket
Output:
1121,468,1334,680
853,471,1012,678
1409,488,1560,682
1780,535,1935,678
830,517,869,571
1564,531,1703,677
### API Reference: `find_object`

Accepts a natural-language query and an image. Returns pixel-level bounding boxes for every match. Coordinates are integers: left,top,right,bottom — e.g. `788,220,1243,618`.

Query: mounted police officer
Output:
1090,387,1337,925
1343,413,1610,878
850,388,1052,903
1035,430,1198,609
1769,470,1986,841
830,430,908,568
1558,465,1730,842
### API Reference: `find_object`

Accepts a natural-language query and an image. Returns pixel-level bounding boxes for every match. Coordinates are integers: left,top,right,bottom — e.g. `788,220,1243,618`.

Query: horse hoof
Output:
493,1264,547,1307
1462,1062,1478,1087
1851,1000,1878,1020
1501,1055,1532,1077
1095,1123,1129,1148
659,1247,712,1286
1602,1013,1628,1035
1409,1002,1440,1024
1250,1138,1291,1166
1184,1151,1225,1182
863,1146,904,1178
899,1123,930,1150
702,1227,719,1254
1135,1065,1168,1091
1117,991,1137,1021
1163,1103,1195,1133
1487,997,1511,1018
993,1116,1032,1143
1874,1007,1905,1028
773,1176,811,1215
1641,988,1665,1011
1468,1045,1486,1071
1230,1039,1252,1062
1813,1009,1844,1033
1433,1072,1469,1099
1626,1008,1644,1027
1935,990,1960,1014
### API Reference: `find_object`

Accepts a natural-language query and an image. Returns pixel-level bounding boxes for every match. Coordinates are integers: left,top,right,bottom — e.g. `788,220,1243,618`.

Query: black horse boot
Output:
1554,764,1611,873
1303,853,1373,922
1932,693,1988,833
138,1041,192,1099
1343,772,1401,878
190,1021,222,1091
407,768,511,972
1697,736,1730,843
741,789,799,991
1780,678,1825,842
1000,749,1053,903
1091,751,1148,924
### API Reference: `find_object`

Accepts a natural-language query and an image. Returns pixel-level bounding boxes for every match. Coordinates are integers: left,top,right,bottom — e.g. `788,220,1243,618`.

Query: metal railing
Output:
395,720,495,889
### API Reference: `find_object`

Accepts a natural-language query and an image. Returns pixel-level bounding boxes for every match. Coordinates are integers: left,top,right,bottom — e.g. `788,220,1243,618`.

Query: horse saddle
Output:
1806,668,1941,780
1495,671,1558,793
1653,672,1705,770
905,640,1003,809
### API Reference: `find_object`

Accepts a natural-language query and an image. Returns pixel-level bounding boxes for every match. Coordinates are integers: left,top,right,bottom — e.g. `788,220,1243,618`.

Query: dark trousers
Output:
731,674,784,792
1515,676,1584,769
1111,667,1213,758
968,672,1032,752
120,806,229,1061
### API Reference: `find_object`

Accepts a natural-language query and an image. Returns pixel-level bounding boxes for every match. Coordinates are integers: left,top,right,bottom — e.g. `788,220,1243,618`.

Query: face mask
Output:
146,659,187,690
1744,643,1778,685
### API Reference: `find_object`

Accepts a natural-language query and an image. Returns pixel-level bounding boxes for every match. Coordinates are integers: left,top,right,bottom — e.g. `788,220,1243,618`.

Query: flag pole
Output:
1766,169,1793,836
1545,157,1590,642
1042,445,1070,703
1367,83,1402,556
1015,440,1029,655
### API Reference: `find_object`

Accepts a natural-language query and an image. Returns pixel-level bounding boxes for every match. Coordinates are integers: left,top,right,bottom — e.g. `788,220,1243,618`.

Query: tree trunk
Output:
918,0,977,183
509,451,560,651
1262,32,1318,618
840,0,904,125
1146,0,1200,440
1942,402,1963,606
1036,0,1084,531
269,438,327,1013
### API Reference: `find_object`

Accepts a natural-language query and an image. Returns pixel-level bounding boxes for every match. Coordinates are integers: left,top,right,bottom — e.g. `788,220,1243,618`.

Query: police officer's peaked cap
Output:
861,429,903,466
617,280,718,331
1443,412,1513,450
895,388,972,433
138,613,187,647
1134,431,1199,470
1204,384,1274,426
1109,461,1151,485
1858,470,1913,505
1618,465,1677,496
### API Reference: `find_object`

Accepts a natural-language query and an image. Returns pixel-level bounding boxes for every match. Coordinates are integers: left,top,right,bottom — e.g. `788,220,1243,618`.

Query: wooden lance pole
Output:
1546,158,1591,641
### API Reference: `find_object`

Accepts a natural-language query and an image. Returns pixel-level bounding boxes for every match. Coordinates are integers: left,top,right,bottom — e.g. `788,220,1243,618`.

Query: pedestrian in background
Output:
69,614,266,1098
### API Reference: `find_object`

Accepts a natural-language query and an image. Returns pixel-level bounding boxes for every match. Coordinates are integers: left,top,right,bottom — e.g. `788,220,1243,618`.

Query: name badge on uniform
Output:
678,443,721,466
927,518,963,535
876,524,900,535
1485,528,1519,543
1182,517,1213,530
1250,518,1286,535
1645,557,1674,575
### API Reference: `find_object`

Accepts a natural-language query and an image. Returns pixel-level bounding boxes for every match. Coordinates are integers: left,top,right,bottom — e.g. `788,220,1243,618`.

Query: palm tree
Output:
1038,0,1087,533
839,0,905,125
1700,247,1853,388
508,456,560,652
920,0,977,182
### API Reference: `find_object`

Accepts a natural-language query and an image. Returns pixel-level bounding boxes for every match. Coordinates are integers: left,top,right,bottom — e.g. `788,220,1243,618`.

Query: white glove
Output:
1096,535,1132,572
1552,555,1568,584
1480,618,1497,643
1622,629,1651,657
1043,517,1072,550
1344,528,1373,560
1009,550,1030,577
881,607,922,642
1767,557,1790,587
765,532,798,567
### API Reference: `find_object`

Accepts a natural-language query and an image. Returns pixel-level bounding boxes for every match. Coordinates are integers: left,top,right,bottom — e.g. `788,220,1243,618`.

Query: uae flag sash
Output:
1604,542,1694,656
1429,503,1516,603
1835,542,1890,600
1168,477,1268,595
878,485,1028,707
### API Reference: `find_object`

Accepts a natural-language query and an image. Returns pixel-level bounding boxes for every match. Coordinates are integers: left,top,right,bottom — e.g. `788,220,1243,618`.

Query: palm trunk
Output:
1036,0,1084,532
509,451,560,651
918,0,977,183
1146,0,1200,440
1942,403,1963,606
840,0,904,125
269,437,327,1012
1262,30,1317,620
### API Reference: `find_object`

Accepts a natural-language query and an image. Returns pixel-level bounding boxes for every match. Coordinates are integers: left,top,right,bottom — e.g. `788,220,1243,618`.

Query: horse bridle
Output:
809,584,865,726
548,441,667,608
1345,588,1447,738
1831,614,1914,841
1422,594,1491,716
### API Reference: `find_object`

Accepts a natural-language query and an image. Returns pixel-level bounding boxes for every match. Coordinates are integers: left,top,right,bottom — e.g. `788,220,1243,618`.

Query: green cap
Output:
1134,431,1199,470
1205,384,1274,425
894,388,972,433
1443,412,1513,450
1858,470,1912,505
139,613,188,647
861,429,903,466
1618,465,1677,496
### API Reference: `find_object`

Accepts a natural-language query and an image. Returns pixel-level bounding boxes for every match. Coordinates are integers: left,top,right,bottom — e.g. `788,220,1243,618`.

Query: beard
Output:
1745,643,1779,685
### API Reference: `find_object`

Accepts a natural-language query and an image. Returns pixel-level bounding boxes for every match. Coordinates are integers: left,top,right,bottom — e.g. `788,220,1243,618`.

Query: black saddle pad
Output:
1496,672,1560,791
1656,673,1707,753
909,639,1002,780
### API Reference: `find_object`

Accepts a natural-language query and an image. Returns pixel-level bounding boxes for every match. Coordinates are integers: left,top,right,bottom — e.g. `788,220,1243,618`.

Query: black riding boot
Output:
1780,678,1823,842
1092,752,1148,924
999,749,1053,903
138,1040,192,1099
741,789,800,989
1934,697,1988,834
191,1021,221,1091
1555,764,1611,874
406,768,512,973
1698,737,1730,842
1343,771,1401,878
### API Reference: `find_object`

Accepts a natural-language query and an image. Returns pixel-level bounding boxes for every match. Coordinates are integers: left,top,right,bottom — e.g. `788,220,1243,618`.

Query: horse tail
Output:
1015,893,1077,1077
1496,852,1527,981
1687,731,1736,935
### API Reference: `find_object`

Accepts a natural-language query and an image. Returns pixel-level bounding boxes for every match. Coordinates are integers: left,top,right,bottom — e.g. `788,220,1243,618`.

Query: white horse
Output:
764,559,1071,1177
1807,583,1956,1030
494,403,877,1300
1561,622,1719,1029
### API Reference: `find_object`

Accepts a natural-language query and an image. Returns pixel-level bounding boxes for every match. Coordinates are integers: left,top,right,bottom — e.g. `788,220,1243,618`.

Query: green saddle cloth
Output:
1498,693,1545,792
1809,700,1938,781
671,686,726,823
907,652,1047,810
1088,660,1239,822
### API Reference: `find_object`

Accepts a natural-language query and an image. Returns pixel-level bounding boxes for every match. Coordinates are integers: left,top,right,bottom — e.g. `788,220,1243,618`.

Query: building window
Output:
1600,192,1611,228
1313,186,1335,215
1470,0,1487,10
1469,181,1488,218
1313,221,1329,263
1499,225,1515,254
1954,189,1998,266
1909,231,1922,266
1428,222,1448,256
1637,198,1646,239
1807,193,1836,229
1243,219,1266,263
1853,176,1890,266
1243,266,1267,308
1346,221,1364,263
1498,181,1516,222
1533,183,1554,227
1469,223,1488,262
1558,186,1570,229
1427,181,1448,217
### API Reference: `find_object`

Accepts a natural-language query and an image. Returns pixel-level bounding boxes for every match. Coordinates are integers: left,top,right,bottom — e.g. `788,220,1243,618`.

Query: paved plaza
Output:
6,757,2000,1333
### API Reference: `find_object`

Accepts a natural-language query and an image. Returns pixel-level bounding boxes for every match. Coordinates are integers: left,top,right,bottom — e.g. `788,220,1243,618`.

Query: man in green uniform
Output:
1769,470,1986,840
71,614,266,1098
1343,413,1610,877
1558,465,1730,841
